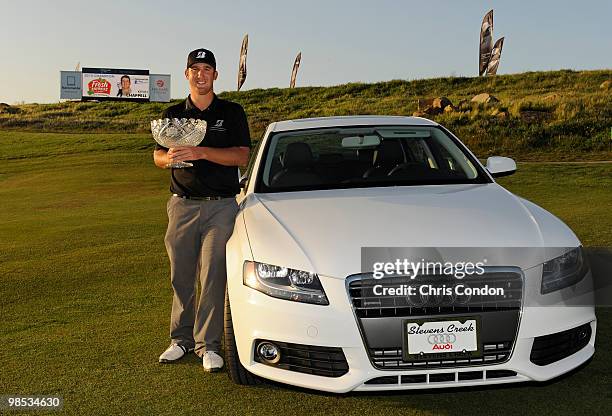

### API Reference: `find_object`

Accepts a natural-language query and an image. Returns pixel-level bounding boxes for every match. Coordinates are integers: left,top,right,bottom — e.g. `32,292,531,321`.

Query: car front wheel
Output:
224,287,264,385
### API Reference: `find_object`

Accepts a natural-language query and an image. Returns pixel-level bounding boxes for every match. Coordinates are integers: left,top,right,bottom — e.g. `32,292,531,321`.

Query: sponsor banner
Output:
82,68,149,101
149,74,171,102
60,71,82,100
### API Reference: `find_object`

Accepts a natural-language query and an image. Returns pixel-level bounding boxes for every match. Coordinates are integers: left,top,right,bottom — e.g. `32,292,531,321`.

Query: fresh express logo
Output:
87,78,111,95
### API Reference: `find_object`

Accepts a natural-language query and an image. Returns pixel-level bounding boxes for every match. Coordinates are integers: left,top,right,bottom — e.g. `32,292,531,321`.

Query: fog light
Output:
257,342,280,364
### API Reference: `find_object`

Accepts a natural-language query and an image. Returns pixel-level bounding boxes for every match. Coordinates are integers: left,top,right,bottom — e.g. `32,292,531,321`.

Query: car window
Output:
256,126,489,193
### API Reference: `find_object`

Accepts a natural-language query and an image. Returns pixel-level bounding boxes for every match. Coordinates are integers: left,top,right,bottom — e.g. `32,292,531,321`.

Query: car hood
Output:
241,184,580,279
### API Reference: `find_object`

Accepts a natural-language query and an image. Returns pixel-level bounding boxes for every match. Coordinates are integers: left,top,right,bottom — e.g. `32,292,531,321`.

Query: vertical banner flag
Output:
290,52,302,88
237,34,248,91
486,37,505,76
479,9,494,76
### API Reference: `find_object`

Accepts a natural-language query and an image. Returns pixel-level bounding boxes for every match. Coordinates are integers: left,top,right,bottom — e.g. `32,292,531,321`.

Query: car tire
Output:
224,287,265,385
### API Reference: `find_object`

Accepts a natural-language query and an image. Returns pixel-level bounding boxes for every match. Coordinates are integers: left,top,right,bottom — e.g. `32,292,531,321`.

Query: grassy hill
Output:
1,69,611,160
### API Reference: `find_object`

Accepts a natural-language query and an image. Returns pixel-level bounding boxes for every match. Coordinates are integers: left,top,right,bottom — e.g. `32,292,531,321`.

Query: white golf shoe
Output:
159,343,193,363
202,351,224,372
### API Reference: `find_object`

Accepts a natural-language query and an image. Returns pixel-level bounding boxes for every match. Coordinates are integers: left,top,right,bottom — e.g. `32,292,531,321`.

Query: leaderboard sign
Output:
82,68,150,101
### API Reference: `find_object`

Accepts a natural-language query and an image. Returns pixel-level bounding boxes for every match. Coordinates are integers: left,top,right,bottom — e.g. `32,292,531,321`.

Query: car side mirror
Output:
486,156,516,178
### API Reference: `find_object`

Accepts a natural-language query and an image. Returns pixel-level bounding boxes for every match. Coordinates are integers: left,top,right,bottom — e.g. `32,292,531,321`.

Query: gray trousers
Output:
164,196,239,357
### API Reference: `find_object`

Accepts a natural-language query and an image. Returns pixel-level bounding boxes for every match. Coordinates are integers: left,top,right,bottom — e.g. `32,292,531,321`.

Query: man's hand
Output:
153,146,249,169
167,146,203,164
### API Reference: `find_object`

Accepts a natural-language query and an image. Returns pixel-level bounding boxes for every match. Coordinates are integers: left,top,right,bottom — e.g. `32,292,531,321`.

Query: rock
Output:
432,97,453,110
418,97,453,113
489,108,508,119
417,98,435,110
471,93,499,104
414,97,454,117
456,100,471,111
600,80,611,90
0,103,19,114
489,108,508,118
423,106,443,116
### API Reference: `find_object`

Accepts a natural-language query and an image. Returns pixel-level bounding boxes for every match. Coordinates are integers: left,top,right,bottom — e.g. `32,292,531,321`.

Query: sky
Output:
0,0,610,104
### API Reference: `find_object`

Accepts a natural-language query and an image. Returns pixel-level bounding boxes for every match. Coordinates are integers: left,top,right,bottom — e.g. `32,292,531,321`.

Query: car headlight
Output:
541,246,589,294
243,261,329,305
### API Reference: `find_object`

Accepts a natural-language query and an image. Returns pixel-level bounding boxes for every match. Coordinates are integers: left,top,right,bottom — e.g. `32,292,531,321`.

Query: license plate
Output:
403,317,482,361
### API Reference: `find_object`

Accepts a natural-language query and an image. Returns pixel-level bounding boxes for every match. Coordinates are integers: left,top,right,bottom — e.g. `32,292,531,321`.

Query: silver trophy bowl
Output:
151,118,207,168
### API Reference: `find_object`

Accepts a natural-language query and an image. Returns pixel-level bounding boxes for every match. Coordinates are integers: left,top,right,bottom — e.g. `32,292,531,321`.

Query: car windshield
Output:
255,125,490,193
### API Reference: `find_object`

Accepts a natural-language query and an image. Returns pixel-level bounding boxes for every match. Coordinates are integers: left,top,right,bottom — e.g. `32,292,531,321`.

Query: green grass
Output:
497,164,612,246
0,131,152,160
1,69,611,161
0,133,611,415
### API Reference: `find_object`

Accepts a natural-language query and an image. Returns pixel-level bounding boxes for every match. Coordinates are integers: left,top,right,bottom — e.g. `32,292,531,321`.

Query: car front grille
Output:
363,370,519,386
348,271,523,318
371,341,512,369
347,269,523,370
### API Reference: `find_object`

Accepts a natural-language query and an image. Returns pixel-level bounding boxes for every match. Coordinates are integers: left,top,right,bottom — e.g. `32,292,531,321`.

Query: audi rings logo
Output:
428,333,456,344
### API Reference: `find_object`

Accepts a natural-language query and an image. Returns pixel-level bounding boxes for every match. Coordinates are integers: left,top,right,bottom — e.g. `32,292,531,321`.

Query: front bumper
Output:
227,271,596,393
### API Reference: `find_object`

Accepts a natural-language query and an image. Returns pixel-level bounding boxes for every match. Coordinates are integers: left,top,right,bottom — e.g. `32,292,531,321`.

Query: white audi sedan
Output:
224,116,596,392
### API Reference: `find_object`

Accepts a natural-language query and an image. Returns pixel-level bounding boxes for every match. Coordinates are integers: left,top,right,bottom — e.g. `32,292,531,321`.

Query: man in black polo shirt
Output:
154,48,250,372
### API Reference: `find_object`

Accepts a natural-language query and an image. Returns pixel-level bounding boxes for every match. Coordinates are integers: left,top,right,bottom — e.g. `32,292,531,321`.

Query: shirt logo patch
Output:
209,119,227,133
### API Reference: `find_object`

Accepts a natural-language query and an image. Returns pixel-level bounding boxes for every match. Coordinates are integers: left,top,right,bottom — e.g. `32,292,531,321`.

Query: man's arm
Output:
198,146,250,167
163,146,249,167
